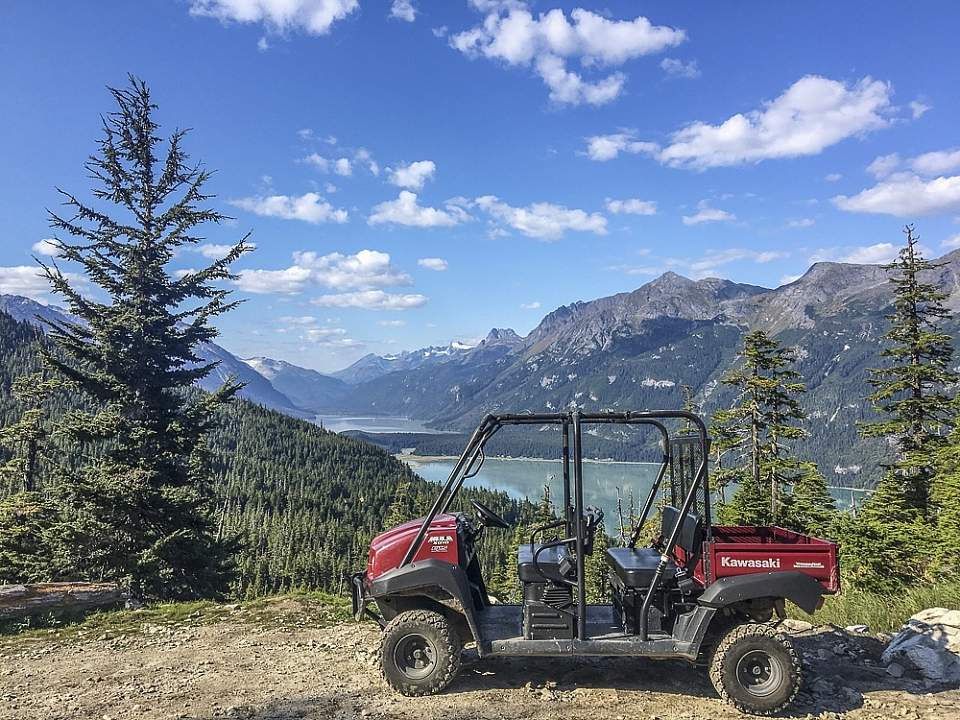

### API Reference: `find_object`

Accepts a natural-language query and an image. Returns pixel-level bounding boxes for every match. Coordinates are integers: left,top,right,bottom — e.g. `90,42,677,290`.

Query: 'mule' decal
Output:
429,534,454,553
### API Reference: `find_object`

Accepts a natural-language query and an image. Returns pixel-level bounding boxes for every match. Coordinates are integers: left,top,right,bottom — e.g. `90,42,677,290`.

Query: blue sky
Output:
2,1,959,372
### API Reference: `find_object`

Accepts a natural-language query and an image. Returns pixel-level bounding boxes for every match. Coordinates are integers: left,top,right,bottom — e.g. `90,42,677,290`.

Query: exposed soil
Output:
1,602,958,720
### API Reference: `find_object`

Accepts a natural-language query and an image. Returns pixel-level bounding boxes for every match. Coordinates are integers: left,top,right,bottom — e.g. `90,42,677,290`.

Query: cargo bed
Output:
703,525,839,592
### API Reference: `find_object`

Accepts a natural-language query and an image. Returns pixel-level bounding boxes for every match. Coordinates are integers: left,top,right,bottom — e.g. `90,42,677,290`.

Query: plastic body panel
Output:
366,514,461,582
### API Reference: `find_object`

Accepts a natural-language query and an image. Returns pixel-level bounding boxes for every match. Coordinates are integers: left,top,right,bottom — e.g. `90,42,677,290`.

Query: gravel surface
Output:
1,605,958,720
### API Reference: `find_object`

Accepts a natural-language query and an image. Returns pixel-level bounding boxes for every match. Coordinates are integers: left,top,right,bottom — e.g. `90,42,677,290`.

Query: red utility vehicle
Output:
352,411,840,715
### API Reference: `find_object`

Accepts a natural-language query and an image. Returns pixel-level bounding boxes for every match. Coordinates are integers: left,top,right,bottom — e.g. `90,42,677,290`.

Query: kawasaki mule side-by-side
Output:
351,411,840,715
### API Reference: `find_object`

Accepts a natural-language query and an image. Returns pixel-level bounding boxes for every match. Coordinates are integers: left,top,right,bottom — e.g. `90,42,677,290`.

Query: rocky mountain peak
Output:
483,327,522,345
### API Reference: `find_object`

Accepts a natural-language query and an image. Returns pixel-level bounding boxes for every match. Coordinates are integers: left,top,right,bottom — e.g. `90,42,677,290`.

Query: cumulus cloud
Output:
660,57,699,79
910,148,960,175
833,174,960,217
235,249,411,294
910,100,931,119
231,192,348,224
191,242,253,259
682,201,736,226
369,191,468,227
189,0,358,36
587,76,894,170
825,173,843,182
0,266,53,300
378,319,407,327
584,132,659,161
312,290,428,310
475,195,607,240
867,153,900,179
605,198,657,215
450,6,684,105
390,0,416,22
31,238,61,257
521,301,541,309
942,234,960,250
388,160,436,190
809,243,917,265
417,257,448,271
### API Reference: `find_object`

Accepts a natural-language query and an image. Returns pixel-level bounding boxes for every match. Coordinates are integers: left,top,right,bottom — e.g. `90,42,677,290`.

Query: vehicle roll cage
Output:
400,410,711,642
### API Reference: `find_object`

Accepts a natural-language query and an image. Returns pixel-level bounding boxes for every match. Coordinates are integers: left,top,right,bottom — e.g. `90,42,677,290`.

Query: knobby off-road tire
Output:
380,609,462,696
709,623,802,715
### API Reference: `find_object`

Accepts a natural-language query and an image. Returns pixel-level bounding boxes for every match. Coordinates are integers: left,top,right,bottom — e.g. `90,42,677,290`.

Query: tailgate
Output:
707,526,839,593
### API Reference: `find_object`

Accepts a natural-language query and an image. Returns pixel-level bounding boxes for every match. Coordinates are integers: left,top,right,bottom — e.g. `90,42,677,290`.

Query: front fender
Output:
698,571,827,614
368,559,482,646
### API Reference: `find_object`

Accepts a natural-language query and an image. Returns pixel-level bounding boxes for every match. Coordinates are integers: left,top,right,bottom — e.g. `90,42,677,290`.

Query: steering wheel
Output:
470,500,510,530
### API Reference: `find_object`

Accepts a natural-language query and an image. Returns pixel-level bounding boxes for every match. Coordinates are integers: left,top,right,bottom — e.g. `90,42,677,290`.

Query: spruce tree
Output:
781,462,836,539
846,225,956,588
384,477,414,527
714,330,819,526
38,76,251,601
930,427,960,575
859,224,956,513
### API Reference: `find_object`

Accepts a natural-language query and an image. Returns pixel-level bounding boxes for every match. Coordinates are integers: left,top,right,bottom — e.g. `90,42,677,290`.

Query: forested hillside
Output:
0,309,527,596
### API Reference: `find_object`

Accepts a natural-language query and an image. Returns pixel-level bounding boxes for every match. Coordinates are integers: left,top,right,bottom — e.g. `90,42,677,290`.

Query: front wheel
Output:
709,623,802,715
380,609,462,696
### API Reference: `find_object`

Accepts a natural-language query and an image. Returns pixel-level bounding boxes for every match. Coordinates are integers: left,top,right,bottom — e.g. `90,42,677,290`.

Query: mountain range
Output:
7,249,960,487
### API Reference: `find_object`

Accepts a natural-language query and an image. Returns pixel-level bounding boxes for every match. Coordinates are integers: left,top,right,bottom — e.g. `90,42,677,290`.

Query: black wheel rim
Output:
394,633,438,680
735,649,782,698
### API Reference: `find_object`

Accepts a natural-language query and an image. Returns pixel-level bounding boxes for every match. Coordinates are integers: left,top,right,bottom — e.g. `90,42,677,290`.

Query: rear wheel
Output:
380,609,462,696
709,623,801,715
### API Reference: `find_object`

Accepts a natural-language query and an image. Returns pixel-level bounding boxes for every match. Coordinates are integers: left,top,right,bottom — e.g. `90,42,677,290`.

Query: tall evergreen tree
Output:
0,375,60,493
714,330,820,526
845,225,957,589
38,77,251,600
858,224,957,513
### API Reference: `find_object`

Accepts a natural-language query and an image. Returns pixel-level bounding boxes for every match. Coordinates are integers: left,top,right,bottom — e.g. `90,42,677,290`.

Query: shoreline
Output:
397,454,654,466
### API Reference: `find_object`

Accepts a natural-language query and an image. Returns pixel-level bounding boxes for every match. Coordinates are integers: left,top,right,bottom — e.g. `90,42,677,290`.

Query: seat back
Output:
660,505,704,568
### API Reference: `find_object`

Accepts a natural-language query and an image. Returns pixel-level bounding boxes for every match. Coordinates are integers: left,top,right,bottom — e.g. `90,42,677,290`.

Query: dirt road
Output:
1,600,957,720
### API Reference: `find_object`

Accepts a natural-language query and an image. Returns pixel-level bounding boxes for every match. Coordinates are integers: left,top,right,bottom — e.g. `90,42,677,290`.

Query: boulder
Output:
881,607,960,683
779,618,814,633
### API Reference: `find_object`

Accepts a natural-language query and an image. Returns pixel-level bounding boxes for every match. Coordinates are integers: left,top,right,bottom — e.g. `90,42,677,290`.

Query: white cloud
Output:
302,153,329,171
369,191,468,227
432,26,447,37
417,257,448,271
192,242,253,259
521,301,541,309
189,0,358,35
686,248,786,275
596,76,893,170
910,100,931,119
324,182,337,193
388,160,436,190
236,249,412,294
942,234,960,249
660,57,699,79
0,266,53,301
682,201,735,226
780,273,802,285
31,238,60,257
867,153,900,178
450,7,684,106
390,0,416,22
231,192,348,224
786,218,815,228
605,198,657,215
810,244,910,265
257,36,269,51
312,290,427,310
825,173,843,182
910,148,960,176
279,315,319,326
475,195,607,240
833,173,960,217
582,132,658,161
378,319,407,327
333,157,352,176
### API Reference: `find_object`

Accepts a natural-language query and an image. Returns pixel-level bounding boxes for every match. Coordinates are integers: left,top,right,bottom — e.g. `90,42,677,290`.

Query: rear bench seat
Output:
605,505,703,587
